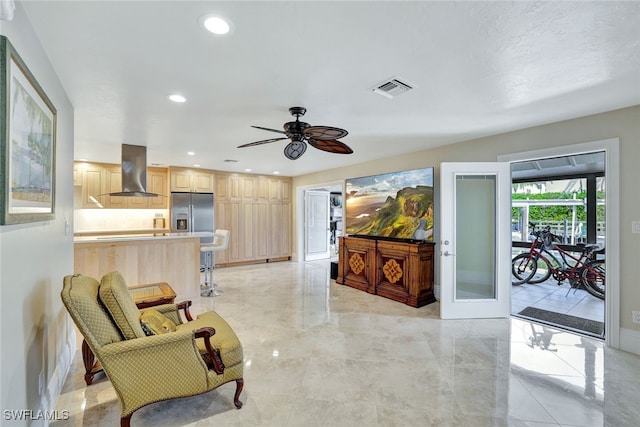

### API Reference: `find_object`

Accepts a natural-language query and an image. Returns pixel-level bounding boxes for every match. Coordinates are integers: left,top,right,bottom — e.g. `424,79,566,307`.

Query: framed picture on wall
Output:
0,36,57,225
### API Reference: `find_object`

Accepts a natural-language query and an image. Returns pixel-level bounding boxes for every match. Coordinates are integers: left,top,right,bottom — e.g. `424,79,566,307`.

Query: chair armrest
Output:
143,300,193,323
194,327,225,374
177,300,193,321
96,332,211,416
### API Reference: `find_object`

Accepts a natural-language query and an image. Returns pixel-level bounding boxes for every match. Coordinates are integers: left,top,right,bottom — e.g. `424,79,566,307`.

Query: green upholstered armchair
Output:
61,272,244,427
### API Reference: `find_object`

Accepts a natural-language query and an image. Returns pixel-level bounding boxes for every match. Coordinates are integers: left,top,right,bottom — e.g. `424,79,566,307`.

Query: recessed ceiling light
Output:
193,164,201,167
187,151,195,156
244,168,252,172
273,171,280,175
200,14,232,35
168,94,186,103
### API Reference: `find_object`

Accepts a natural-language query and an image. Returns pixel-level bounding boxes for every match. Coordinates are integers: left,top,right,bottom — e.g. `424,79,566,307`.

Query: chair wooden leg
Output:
234,378,244,409
81,340,102,385
120,414,132,427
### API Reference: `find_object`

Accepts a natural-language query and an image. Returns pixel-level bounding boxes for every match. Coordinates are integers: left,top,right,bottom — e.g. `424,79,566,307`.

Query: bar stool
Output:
200,230,230,297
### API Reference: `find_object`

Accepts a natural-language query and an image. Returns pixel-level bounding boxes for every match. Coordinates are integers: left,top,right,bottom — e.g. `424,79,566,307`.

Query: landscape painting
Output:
345,167,434,240
1,36,56,225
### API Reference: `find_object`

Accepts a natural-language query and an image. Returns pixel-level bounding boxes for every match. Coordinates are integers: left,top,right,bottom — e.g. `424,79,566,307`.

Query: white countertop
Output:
74,232,214,243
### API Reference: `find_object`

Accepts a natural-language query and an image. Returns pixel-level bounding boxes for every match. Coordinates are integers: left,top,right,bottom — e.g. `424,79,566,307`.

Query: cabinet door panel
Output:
104,168,128,208
194,172,214,193
255,202,270,259
228,175,242,200
243,177,255,200
171,171,193,192
82,167,105,208
148,169,168,209
216,174,229,200
242,203,255,260
217,201,242,263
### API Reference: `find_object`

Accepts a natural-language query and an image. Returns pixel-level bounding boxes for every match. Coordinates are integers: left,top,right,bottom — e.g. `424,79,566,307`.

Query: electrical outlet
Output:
633,311,640,324
38,371,45,395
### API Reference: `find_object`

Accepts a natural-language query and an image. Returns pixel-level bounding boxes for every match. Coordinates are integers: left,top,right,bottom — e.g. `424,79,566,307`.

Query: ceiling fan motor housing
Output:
284,120,310,134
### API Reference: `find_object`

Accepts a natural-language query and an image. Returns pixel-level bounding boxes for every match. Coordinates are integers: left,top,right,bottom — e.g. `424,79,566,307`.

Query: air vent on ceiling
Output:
371,77,415,99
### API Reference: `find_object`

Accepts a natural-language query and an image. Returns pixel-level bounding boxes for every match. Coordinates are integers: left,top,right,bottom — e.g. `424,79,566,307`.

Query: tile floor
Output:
53,260,639,426
511,279,605,322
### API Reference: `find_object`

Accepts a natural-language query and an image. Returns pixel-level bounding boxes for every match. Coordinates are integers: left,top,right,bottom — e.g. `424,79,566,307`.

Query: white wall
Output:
0,2,75,423
293,105,640,352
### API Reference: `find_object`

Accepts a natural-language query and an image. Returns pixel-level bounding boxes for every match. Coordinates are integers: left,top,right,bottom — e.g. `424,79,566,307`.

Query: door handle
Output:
442,250,456,256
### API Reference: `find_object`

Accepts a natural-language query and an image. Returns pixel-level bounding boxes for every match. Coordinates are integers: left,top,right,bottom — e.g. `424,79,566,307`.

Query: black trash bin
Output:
330,261,338,280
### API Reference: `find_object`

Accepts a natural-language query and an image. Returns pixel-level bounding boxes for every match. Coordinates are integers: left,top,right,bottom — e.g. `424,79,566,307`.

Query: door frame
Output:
498,138,620,349
296,180,344,263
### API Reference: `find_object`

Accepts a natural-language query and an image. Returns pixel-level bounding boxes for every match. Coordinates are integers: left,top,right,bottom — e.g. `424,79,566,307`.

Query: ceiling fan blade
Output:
308,139,353,154
304,126,348,140
237,137,288,148
251,125,287,135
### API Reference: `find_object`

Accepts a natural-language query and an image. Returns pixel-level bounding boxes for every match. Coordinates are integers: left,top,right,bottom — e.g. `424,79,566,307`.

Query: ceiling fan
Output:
237,107,353,160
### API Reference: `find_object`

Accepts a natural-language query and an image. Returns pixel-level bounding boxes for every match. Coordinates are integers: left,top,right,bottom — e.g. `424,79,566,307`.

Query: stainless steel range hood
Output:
108,144,158,197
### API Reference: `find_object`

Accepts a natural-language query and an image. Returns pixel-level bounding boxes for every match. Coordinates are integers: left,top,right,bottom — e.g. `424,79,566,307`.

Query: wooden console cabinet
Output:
337,236,435,308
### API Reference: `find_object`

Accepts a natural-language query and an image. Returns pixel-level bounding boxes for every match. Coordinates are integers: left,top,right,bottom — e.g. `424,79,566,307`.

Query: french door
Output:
440,162,511,319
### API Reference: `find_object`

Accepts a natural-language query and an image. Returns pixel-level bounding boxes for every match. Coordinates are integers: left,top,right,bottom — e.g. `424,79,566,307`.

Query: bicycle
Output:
511,223,551,285
511,224,605,300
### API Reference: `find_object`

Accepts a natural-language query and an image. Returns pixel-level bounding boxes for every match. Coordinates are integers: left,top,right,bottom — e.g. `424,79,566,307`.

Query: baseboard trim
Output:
620,327,640,356
39,328,76,426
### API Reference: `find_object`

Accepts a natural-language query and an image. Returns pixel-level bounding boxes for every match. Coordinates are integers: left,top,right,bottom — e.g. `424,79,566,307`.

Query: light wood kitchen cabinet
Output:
148,167,169,209
269,201,291,259
170,167,214,193
214,200,242,264
81,164,106,208
240,201,270,260
73,165,83,187
215,173,242,201
75,161,168,209
104,166,128,208
214,172,291,266
267,178,291,202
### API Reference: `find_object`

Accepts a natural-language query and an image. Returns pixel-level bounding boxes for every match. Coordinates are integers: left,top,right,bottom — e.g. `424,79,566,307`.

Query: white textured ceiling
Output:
21,1,640,177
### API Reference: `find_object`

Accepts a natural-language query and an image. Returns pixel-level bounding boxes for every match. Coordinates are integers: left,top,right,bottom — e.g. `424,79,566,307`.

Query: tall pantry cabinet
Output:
214,173,291,266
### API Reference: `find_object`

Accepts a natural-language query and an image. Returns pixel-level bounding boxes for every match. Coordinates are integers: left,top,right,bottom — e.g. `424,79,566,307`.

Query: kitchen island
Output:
74,232,211,299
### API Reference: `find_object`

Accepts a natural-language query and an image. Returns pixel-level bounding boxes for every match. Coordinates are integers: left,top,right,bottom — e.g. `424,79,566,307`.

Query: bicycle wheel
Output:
582,259,605,300
512,253,537,285
526,255,553,284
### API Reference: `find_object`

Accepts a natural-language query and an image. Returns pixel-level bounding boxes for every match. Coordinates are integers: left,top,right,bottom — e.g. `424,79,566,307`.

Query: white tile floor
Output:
511,277,605,323
53,260,636,426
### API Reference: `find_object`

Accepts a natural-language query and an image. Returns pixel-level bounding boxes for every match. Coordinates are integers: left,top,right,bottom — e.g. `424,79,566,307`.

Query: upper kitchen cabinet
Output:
80,163,106,208
75,162,169,209
169,167,215,193
148,167,169,208
73,164,83,187
268,178,291,202
215,173,242,201
104,166,128,208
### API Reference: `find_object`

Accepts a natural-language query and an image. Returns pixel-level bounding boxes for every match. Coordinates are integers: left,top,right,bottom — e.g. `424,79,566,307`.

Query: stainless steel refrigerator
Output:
170,192,214,266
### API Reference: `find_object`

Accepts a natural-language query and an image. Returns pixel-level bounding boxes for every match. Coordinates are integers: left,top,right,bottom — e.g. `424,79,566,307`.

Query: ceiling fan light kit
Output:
238,107,353,160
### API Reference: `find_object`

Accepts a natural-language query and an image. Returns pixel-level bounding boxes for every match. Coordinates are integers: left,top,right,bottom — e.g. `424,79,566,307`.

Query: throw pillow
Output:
140,309,177,335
